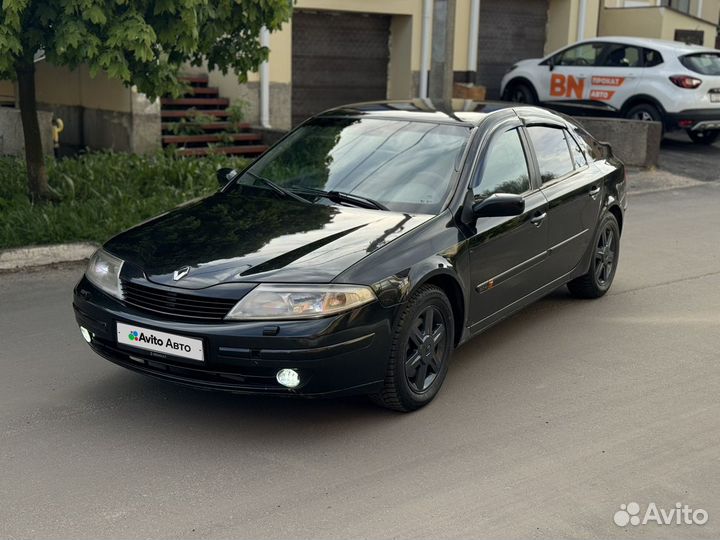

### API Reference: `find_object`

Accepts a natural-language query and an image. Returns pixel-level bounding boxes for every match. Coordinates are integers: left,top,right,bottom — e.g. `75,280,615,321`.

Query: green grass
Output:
0,152,249,249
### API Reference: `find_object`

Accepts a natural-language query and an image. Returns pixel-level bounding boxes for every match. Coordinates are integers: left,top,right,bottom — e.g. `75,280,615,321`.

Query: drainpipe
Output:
577,0,588,41
467,0,480,82
259,26,271,128
697,0,704,19
419,0,433,98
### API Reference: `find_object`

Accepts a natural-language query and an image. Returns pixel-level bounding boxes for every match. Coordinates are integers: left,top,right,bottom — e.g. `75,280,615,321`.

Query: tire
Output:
369,284,455,412
625,103,663,125
687,129,719,145
505,82,537,105
567,212,621,299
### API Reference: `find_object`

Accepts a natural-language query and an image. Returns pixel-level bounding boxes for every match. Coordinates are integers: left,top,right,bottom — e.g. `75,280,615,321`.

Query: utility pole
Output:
428,0,456,101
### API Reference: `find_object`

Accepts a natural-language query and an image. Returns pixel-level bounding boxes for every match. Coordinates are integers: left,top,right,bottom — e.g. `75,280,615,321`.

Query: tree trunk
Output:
16,60,54,203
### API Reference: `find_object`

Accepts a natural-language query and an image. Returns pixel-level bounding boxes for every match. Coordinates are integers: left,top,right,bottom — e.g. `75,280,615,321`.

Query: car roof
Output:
315,99,566,127
580,35,719,55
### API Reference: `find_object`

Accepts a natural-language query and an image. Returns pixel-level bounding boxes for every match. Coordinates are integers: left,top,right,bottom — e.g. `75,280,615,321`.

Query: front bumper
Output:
73,277,393,397
666,109,720,132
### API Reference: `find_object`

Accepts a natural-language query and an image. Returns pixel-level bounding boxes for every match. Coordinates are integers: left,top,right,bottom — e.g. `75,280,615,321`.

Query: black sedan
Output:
73,100,626,411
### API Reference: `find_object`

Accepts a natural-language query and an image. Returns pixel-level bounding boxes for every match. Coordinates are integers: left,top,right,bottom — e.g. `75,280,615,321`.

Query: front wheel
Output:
687,129,719,145
369,285,454,412
505,82,537,105
567,212,621,299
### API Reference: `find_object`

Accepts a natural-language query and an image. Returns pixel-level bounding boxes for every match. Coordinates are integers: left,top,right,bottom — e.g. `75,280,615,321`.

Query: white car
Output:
501,36,720,144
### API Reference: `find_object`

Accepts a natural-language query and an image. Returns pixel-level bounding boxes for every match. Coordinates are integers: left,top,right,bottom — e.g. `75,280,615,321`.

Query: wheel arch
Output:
620,94,666,116
411,269,466,347
607,203,623,235
502,76,538,101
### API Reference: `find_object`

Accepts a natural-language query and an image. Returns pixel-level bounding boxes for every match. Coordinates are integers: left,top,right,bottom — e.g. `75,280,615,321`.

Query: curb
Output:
0,242,98,271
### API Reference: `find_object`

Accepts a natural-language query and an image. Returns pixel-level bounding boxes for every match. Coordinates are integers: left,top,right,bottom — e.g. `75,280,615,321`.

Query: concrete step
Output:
162,133,262,145
176,145,267,157
161,110,230,119
160,97,229,107
178,74,209,86
161,121,251,132
187,87,219,96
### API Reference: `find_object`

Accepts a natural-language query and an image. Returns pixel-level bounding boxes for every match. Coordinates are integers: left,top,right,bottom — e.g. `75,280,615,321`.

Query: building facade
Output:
1,0,718,154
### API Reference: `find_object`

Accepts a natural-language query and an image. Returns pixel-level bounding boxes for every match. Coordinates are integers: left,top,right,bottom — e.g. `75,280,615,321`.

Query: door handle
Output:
589,186,601,199
530,211,547,226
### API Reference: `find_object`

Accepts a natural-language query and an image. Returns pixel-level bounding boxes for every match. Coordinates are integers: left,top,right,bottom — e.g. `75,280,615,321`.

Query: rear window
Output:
680,53,720,76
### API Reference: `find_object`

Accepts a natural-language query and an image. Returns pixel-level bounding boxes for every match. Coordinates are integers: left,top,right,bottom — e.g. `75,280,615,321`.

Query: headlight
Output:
85,249,124,299
225,284,376,320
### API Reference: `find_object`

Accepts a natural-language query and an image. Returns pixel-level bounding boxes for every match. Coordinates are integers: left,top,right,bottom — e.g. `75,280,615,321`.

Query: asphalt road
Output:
2,183,720,539
659,132,720,182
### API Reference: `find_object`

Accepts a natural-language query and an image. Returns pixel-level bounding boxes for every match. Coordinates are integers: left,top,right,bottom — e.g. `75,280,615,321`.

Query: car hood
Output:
105,190,432,289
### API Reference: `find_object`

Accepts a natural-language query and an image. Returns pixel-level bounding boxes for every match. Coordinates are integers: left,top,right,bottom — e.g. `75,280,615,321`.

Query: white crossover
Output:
501,36,720,144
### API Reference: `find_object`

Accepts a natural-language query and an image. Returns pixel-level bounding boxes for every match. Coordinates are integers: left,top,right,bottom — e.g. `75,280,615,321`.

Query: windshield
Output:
680,53,720,76
235,117,471,214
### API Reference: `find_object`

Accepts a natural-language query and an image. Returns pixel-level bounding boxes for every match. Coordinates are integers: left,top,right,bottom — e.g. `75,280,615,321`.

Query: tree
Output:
0,0,292,202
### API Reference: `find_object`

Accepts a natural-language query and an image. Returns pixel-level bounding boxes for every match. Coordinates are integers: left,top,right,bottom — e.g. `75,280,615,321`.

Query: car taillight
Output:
670,75,702,89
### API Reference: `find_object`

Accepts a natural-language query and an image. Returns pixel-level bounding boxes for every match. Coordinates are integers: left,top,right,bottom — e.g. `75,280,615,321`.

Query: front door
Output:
466,126,549,329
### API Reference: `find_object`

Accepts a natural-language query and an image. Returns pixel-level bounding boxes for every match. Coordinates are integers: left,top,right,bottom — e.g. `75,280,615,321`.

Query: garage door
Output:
292,10,390,126
475,0,549,98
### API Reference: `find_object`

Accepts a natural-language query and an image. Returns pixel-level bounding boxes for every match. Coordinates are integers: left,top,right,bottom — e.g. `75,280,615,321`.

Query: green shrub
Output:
0,152,249,249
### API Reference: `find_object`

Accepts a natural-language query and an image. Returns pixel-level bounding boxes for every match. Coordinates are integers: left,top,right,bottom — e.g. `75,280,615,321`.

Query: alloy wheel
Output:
404,306,447,393
595,225,616,285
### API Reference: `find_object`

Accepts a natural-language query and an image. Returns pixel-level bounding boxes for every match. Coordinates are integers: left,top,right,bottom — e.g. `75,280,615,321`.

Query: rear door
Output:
466,121,549,328
523,122,603,280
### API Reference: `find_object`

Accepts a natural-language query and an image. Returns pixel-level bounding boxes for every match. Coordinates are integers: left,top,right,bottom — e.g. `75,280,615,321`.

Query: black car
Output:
74,100,626,411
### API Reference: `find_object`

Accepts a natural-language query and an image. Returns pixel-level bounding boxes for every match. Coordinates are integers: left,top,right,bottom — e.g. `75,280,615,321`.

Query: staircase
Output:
161,74,268,158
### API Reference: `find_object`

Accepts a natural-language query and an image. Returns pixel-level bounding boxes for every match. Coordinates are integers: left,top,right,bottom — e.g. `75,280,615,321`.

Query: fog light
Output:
276,368,300,388
79,326,93,343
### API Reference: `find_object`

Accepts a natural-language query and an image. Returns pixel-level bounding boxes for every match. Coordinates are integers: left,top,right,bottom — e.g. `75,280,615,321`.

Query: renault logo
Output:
173,266,191,281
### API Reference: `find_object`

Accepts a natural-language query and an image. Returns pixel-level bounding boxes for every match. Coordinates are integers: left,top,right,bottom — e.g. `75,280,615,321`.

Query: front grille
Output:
120,280,237,321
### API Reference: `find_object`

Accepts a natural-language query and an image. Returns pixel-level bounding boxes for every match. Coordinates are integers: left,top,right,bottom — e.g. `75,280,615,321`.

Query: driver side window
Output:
472,129,530,202
555,42,605,67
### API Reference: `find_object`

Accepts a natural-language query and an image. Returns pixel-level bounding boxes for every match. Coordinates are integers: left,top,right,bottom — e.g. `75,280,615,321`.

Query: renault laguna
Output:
73,100,626,411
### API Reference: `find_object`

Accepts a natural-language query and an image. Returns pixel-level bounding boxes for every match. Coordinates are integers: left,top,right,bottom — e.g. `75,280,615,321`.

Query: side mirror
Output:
216,167,238,186
548,58,555,72
472,193,525,218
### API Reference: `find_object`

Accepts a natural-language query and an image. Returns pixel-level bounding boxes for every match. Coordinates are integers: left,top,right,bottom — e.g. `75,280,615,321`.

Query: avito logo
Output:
127,329,192,353
614,502,708,527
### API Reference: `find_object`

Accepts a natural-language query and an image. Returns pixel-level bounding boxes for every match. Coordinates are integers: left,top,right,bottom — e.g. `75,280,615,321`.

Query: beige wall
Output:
546,0,602,55
599,6,718,47
1,62,133,112
603,0,720,24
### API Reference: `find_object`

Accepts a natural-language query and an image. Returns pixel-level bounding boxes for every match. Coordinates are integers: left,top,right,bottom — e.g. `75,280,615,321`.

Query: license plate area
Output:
116,322,204,362
710,89,720,102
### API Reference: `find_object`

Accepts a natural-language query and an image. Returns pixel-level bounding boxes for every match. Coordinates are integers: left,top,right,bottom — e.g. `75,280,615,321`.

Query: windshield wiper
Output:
243,171,311,204
291,187,388,211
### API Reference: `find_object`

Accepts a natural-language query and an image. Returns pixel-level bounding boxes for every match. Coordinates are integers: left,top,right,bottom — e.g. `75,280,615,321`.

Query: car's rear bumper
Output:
73,277,393,397
666,109,720,131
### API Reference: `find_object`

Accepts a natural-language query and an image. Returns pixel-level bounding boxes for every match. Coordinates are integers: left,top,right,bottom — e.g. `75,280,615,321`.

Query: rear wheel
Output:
625,103,662,125
369,285,454,412
505,82,537,105
567,212,620,299
687,129,719,145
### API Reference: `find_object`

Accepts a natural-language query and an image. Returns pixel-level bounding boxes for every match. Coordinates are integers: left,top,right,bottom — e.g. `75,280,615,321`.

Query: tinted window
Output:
643,48,664,67
567,132,588,168
473,129,530,201
555,43,605,67
243,118,470,214
527,126,575,183
602,44,641,67
569,124,605,161
680,53,720,75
